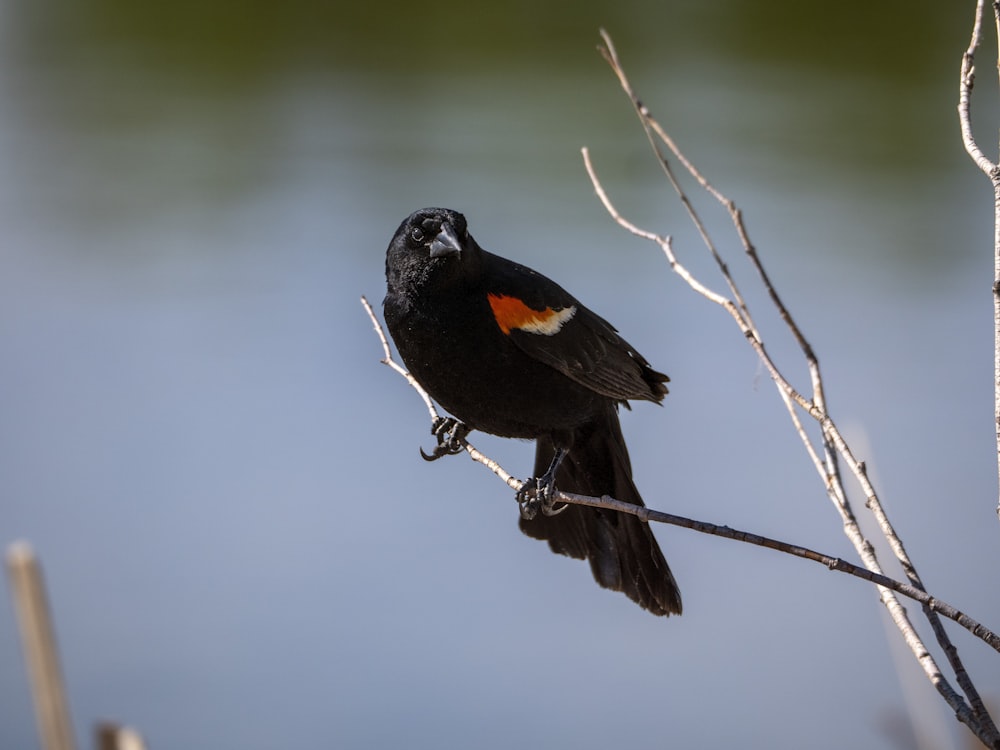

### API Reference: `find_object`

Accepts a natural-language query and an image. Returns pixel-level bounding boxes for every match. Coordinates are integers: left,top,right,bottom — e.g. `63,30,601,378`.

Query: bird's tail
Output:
519,406,682,616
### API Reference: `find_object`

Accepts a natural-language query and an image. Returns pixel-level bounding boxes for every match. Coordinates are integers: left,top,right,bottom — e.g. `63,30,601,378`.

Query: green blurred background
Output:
2,2,997,748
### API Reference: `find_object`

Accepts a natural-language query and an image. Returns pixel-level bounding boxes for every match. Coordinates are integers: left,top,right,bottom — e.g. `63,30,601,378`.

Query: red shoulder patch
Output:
487,293,577,336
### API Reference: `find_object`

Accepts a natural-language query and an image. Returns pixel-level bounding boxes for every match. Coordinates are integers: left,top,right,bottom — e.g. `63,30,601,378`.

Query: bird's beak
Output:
429,224,463,258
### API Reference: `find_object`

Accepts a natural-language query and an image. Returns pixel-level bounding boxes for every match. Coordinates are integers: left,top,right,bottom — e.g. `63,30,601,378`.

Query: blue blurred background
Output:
2,1,999,748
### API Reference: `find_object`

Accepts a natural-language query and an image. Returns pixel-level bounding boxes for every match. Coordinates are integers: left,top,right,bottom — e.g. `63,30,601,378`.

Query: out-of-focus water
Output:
2,2,997,749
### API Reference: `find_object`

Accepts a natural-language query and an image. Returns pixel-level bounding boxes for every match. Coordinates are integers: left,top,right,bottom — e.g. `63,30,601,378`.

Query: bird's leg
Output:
420,417,470,462
517,447,569,520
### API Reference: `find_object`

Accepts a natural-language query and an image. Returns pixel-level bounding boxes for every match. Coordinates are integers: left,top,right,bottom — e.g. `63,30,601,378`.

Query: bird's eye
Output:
410,227,425,243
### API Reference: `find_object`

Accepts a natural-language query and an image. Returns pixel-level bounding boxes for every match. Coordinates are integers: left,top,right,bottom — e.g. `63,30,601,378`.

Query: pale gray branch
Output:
589,27,999,749
959,0,998,177
960,0,1000,528
361,298,1000,658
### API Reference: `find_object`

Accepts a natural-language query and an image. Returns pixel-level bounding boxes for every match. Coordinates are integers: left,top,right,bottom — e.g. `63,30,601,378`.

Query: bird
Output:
382,207,681,616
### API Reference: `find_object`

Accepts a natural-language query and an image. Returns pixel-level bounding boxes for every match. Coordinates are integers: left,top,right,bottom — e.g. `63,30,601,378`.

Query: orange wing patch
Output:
487,293,576,336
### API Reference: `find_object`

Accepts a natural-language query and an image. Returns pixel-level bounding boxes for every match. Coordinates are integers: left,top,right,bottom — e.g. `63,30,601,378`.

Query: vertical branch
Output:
992,0,1000,522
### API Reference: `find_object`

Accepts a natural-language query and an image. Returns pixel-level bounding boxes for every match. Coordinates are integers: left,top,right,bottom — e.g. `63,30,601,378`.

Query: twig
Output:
361,295,439,424
959,0,1000,524
361,298,1000,655
590,28,999,748
959,0,998,177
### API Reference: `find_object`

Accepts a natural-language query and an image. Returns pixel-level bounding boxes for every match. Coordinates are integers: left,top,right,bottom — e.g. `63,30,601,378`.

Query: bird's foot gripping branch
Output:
419,417,469,462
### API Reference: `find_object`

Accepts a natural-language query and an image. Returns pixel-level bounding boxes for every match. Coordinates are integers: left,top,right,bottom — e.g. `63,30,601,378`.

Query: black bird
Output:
383,207,681,616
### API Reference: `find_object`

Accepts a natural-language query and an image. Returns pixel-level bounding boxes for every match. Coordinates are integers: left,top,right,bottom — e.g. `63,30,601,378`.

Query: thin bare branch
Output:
962,0,1000,528
955,2,1000,733
960,0,998,177
362,299,1000,657
590,30,1000,748
361,295,439,424
961,0,1000,529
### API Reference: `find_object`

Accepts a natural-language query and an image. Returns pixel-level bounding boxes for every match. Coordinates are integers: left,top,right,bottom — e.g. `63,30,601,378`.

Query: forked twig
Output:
590,27,998,749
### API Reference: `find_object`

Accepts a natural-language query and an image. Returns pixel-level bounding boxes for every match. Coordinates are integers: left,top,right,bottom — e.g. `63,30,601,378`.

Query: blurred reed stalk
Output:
6,541,77,750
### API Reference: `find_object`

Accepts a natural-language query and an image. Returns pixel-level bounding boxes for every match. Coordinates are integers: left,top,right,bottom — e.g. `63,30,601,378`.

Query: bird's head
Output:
385,207,482,294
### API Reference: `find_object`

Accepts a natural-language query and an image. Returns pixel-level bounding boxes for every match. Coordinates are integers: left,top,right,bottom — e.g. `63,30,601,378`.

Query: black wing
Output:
485,251,668,403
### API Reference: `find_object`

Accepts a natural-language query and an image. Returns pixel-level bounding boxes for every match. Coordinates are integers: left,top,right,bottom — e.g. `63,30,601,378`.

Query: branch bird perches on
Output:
365,20,1000,748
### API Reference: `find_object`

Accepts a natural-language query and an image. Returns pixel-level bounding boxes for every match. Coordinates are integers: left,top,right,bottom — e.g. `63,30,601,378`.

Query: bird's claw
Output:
517,446,570,519
420,417,470,462
516,476,568,520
